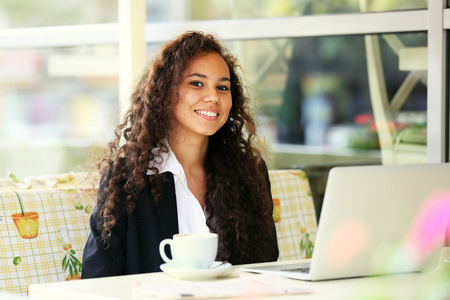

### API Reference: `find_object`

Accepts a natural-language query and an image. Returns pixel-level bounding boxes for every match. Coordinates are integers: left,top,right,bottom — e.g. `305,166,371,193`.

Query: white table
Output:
0,292,28,299
29,248,450,300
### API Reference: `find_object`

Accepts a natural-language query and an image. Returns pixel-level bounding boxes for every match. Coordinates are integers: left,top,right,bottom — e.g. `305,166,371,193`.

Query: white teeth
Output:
196,110,218,117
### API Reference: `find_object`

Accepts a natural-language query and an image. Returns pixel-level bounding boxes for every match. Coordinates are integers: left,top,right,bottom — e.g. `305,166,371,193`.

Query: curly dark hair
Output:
96,31,275,264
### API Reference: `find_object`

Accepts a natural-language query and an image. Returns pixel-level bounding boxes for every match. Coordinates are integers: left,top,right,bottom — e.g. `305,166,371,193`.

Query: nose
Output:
203,88,219,103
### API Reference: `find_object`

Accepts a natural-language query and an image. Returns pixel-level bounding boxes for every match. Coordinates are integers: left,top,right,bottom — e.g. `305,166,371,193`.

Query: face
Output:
171,51,232,141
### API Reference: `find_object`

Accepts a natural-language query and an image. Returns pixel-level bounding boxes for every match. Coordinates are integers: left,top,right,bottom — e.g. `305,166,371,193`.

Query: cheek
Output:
173,102,187,123
224,97,233,116
175,96,190,113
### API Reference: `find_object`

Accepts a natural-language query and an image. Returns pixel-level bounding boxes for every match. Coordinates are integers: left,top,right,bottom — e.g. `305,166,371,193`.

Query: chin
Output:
198,128,222,137
203,131,219,137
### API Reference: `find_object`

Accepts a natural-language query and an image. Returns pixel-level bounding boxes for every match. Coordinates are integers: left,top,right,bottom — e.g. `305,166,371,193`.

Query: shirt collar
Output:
146,142,185,180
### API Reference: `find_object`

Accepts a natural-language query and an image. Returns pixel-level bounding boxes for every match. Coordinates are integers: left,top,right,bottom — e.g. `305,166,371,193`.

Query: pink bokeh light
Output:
406,191,450,264
324,218,369,269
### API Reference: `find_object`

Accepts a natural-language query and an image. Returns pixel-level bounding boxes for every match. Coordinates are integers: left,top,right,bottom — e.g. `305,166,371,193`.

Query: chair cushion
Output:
0,188,93,295
269,170,317,261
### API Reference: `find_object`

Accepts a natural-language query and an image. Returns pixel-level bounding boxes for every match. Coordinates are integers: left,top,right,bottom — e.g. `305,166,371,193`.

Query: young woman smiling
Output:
81,31,279,278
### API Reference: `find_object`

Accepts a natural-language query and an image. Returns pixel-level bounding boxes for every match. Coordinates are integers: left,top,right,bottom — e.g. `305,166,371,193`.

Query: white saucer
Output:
160,261,232,280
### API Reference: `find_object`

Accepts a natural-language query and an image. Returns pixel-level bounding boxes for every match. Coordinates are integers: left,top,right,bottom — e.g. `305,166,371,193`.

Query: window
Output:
187,0,428,20
0,46,118,177
0,0,117,28
0,0,448,179
218,33,428,168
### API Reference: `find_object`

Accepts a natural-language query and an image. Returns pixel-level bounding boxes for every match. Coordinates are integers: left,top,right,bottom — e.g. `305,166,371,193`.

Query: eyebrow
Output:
186,73,230,82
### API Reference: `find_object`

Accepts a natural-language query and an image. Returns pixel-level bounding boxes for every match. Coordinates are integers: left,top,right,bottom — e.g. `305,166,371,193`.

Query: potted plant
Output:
11,191,39,239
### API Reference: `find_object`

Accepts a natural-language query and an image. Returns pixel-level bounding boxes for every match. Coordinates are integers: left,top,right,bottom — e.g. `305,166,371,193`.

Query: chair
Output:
360,0,427,165
269,169,318,261
0,188,92,295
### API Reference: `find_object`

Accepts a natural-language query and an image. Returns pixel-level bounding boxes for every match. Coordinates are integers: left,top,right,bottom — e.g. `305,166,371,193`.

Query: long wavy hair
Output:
96,31,275,264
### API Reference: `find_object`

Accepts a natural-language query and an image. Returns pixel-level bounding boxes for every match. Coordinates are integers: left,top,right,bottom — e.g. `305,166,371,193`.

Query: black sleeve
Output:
261,159,280,262
81,171,128,279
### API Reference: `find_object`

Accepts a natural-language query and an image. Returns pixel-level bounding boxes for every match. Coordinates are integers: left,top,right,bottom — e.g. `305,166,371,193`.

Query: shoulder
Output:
97,163,123,191
259,158,269,173
146,171,174,186
139,171,176,203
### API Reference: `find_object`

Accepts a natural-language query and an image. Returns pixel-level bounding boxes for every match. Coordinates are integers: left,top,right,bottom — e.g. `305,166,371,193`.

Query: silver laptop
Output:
241,163,450,281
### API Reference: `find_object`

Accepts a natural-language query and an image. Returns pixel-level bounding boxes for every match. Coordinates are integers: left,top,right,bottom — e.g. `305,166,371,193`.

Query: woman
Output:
82,31,278,278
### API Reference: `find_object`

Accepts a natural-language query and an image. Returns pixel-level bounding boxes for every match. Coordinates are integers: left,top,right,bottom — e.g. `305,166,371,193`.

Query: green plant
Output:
13,191,25,217
59,228,82,280
61,243,82,280
299,227,314,259
8,172,21,183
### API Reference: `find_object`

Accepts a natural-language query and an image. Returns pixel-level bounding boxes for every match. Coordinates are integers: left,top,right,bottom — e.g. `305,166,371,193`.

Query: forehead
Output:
184,52,230,77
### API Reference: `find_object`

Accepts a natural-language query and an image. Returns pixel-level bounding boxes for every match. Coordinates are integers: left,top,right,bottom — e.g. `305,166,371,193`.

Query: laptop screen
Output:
242,163,450,281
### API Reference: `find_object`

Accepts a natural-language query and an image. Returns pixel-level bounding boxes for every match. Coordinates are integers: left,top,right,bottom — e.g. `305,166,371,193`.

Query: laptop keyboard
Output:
280,268,310,274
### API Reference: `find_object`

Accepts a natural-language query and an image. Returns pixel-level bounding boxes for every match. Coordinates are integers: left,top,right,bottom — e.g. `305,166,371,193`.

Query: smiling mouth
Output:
195,110,218,117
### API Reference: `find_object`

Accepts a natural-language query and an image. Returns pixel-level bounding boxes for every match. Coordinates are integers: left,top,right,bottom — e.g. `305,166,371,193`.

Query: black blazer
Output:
82,172,178,278
82,170,278,279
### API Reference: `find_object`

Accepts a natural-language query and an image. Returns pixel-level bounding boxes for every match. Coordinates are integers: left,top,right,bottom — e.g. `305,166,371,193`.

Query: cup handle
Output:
159,238,173,264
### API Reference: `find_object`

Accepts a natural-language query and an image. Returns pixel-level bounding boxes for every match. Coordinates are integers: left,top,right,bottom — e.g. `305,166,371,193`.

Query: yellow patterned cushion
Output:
269,169,317,261
0,188,93,295
1,169,315,293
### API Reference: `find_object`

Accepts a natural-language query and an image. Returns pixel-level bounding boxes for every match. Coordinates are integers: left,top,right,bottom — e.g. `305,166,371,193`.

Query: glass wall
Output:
0,0,117,28
0,46,118,177
187,0,428,20
144,0,429,23
209,32,427,169
0,0,447,180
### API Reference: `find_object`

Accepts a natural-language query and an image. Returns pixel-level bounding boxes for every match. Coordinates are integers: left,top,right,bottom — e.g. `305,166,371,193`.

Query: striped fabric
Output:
0,188,93,295
269,169,318,261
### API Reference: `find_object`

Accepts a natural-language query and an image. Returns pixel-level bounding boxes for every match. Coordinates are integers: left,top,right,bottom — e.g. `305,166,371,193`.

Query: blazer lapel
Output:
154,172,179,239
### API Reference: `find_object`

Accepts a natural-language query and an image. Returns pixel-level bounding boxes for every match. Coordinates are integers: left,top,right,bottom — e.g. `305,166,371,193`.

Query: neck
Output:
168,135,208,171
168,134,208,208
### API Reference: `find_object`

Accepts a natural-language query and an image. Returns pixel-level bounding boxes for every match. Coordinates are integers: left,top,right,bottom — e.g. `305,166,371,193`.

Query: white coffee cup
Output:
159,233,218,269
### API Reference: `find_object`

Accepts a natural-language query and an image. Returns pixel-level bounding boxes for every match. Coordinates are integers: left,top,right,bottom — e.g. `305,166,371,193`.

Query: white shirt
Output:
146,145,210,234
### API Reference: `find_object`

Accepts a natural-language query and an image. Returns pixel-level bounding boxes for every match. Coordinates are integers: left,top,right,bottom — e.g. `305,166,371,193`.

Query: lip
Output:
194,109,220,120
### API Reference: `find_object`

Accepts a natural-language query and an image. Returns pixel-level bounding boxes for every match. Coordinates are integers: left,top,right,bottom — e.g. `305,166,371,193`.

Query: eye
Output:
218,85,230,91
190,81,203,87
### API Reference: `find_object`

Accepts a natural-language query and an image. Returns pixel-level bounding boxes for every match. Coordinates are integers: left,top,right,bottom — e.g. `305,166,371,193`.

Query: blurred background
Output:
0,0,436,183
